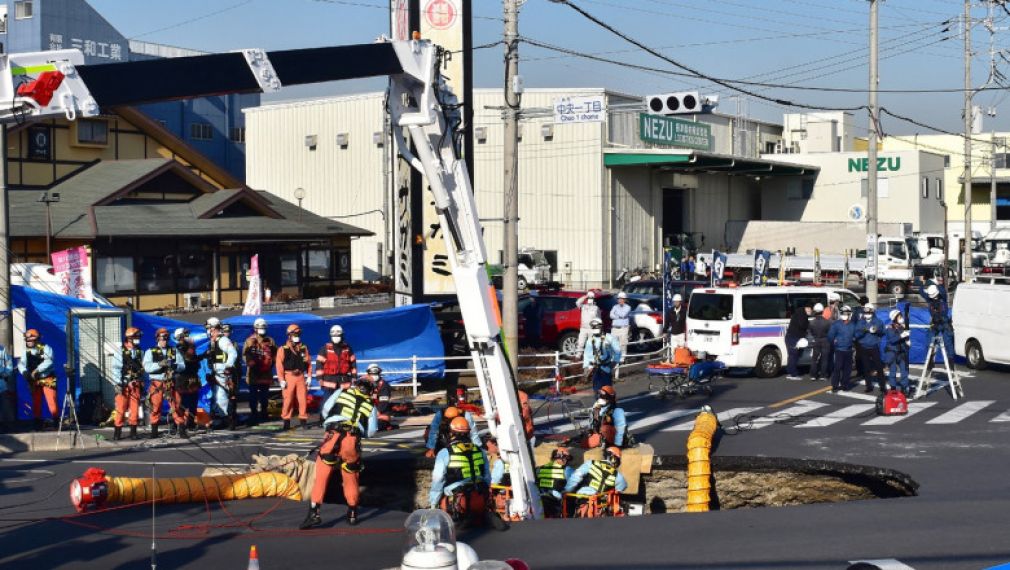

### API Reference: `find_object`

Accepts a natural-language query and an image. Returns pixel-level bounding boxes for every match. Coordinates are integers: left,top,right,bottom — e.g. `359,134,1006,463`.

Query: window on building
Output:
280,253,299,286
190,123,213,141
76,119,108,146
229,127,246,143
996,153,1010,169
137,255,177,293
921,177,929,199
764,141,776,154
303,250,331,281
177,250,212,292
335,248,351,279
935,178,944,201
943,155,951,168
15,1,33,19
860,177,890,198
0,6,8,33
95,256,135,294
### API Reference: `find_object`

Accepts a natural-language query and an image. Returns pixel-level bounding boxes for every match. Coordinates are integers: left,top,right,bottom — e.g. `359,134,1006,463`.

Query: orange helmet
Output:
598,386,616,398
24,329,39,341
604,446,622,466
286,324,301,335
443,406,461,420
155,327,170,338
449,416,470,434
125,327,141,340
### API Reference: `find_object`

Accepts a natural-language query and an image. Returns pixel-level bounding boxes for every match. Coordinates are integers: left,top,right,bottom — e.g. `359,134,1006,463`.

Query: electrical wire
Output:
129,0,256,40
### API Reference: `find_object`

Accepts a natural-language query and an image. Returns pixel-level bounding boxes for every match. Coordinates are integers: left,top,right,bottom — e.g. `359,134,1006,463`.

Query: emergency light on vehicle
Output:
731,324,740,345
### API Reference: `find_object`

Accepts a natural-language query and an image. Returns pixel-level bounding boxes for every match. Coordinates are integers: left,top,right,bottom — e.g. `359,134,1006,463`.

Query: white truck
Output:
697,234,938,296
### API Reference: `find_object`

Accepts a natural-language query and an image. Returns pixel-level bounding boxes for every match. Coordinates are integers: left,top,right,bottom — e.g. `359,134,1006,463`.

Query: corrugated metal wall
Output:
611,168,659,274
245,93,388,281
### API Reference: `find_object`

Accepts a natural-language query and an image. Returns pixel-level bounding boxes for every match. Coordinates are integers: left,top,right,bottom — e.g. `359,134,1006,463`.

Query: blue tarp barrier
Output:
873,304,960,365
11,285,443,419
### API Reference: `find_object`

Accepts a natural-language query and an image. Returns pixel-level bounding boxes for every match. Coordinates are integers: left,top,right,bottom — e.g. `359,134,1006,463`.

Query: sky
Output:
85,0,1010,135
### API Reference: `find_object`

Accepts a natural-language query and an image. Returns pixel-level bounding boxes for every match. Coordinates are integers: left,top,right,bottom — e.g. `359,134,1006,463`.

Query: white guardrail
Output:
373,336,673,397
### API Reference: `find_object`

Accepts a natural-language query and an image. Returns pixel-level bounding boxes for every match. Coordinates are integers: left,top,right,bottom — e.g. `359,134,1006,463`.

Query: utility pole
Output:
867,0,879,305
502,0,520,372
964,0,975,282
992,128,998,232
0,124,10,351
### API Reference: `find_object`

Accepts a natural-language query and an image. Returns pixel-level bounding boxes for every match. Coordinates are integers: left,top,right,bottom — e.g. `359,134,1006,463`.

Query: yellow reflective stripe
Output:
12,64,58,76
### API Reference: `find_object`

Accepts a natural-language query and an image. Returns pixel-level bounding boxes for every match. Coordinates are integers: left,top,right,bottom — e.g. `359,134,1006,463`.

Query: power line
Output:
130,0,256,40
543,0,866,111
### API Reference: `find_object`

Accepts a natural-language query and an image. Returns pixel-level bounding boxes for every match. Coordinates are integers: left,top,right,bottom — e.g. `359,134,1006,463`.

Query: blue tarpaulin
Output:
11,285,443,419
874,304,959,365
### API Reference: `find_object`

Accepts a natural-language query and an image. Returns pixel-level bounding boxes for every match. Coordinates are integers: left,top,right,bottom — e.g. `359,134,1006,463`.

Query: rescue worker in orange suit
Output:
582,386,628,449
364,363,396,431
142,328,185,439
276,324,312,430
536,447,575,518
564,446,627,517
429,416,492,527
111,327,146,440
314,324,357,420
172,327,201,435
300,376,378,529
17,329,57,431
425,405,481,457
243,318,276,425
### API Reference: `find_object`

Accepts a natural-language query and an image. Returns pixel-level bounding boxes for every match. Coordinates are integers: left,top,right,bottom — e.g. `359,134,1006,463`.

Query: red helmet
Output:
449,416,470,434
444,406,461,420
604,446,622,466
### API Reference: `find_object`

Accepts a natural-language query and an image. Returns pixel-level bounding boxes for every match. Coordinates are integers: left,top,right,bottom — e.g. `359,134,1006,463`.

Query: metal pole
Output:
0,124,11,350
992,129,998,231
502,0,520,373
867,0,879,304
964,1,975,281
45,200,52,261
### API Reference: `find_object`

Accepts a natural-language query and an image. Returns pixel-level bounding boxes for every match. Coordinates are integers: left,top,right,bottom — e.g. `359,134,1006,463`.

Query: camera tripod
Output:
55,366,83,451
913,333,964,400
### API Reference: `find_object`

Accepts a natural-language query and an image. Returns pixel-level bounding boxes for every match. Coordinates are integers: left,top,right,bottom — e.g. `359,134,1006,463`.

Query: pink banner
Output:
50,246,94,301
242,254,262,315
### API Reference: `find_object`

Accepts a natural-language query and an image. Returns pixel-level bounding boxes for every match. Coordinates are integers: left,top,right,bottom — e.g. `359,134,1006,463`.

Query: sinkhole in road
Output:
352,454,918,515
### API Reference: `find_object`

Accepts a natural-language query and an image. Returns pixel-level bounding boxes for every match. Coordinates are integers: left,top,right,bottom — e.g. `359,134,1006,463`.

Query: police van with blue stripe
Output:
686,285,862,377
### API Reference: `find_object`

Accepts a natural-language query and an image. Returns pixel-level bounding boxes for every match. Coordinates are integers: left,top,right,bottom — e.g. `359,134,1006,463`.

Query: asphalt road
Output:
3,362,1010,569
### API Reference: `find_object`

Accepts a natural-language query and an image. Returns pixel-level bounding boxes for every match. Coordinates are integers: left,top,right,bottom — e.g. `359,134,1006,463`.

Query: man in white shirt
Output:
575,290,601,354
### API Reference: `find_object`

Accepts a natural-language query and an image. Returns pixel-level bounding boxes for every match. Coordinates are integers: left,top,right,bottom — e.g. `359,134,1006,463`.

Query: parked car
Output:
622,279,708,304
686,285,861,378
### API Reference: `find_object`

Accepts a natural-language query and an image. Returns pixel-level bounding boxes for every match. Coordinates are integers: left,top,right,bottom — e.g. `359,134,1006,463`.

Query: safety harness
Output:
446,442,485,485
587,460,617,494
282,343,308,372
537,464,567,493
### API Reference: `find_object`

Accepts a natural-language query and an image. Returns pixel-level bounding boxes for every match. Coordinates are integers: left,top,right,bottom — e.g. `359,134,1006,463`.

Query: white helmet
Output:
590,318,603,329
330,324,344,337
813,303,825,312
173,327,188,341
205,316,222,329
889,309,902,322
673,294,683,302
253,317,267,330
587,291,596,299
366,363,382,375
617,292,627,299
828,292,841,302
926,284,940,299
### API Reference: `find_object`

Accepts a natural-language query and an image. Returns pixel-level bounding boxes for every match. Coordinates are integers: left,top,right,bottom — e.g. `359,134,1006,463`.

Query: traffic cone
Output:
247,545,260,570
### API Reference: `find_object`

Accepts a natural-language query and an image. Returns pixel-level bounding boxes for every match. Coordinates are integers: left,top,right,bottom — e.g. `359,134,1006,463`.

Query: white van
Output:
686,285,862,377
953,280,1010,369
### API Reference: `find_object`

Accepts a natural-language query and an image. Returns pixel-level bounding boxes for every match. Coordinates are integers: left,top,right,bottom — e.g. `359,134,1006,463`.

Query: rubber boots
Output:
130,425,138,440
347,507,358,526
114,426,122,441
299,505,322,530
283,420,291,431
150,424,159,440
178,424,189,439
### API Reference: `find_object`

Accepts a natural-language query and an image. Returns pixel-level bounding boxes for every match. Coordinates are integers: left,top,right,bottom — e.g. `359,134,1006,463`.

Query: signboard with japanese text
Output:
553,95,606,124
639,113,713,150
51,246,94,302
242,254,262,315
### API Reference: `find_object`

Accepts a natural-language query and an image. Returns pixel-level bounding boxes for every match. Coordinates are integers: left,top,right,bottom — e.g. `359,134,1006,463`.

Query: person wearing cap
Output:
827,306,858,393
18,329,56,431
854,304,887,393
172,327,201,434
111,327,146,440
809,303,833,381
203,317,238,430
143,328,185,439
785,303,814,380
915,275,954,365
575,290,602,354
243,318,277,425
884,309,912,395
300,375,378,529
276,323,312,430
609,292,632,363
583,385,627,449
583,318,621,392
664,293,687,346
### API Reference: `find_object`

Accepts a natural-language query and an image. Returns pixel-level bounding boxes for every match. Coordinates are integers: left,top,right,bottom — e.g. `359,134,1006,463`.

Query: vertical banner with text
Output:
50,246,93,301
242,254,262,316
711,250,726,287
752,250,771,286
391,0,416,307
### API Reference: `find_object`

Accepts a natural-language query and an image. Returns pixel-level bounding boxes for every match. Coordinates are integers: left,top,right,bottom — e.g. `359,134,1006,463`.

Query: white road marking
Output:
796,404,875,428
990,408,1010,423
627,407,701,431
741,400,829,430
848,559,915,570
926,400,995,424
862,402,937,425
832,390,878,402
662,407,763,432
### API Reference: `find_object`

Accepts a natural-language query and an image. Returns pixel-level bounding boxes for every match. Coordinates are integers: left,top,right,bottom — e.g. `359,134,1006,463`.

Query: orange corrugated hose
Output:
105,472,302,505
685,409,718,513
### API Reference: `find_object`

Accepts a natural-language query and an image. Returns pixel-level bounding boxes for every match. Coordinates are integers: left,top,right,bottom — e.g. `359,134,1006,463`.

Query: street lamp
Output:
38,191,60,260
294,187,306,209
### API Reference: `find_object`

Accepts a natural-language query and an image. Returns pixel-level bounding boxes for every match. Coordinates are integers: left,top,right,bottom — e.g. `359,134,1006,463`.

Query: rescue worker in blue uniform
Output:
884,309,912,395
425,404,481,457
429,416,492,527
583,318,621,392
564,446,627,517
916,276,954,366
827,306,857,393
536,447,575,518
854,304,887,393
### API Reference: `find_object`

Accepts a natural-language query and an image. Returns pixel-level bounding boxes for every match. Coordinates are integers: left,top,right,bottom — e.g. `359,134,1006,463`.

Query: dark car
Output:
623,279,708,304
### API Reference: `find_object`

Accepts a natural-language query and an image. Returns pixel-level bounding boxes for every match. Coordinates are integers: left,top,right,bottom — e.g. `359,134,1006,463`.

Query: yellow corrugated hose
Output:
105,472,303,505
685,408,718,512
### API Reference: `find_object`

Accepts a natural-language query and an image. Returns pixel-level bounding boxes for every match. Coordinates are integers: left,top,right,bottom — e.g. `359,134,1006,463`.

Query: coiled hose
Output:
685,408,718,513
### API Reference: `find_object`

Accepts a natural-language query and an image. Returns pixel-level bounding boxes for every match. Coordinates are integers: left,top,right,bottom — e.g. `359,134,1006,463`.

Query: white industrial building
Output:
245,88,798,289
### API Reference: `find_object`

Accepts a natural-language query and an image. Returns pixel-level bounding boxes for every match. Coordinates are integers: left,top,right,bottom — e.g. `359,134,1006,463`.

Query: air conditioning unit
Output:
183,293,204,310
